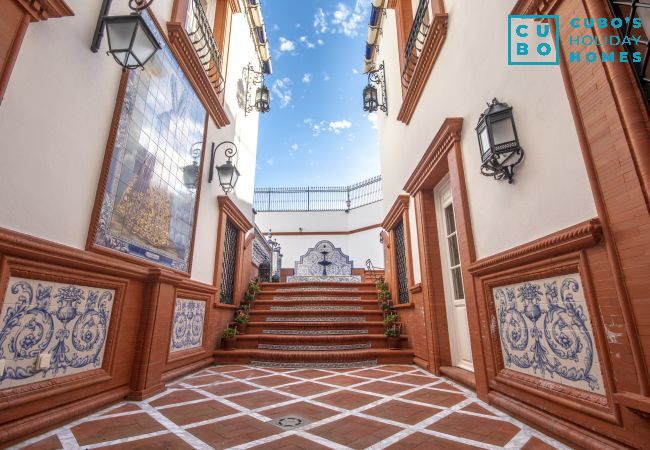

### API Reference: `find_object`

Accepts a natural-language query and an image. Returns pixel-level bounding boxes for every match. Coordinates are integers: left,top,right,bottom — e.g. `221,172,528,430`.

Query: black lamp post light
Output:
363,62,387,114
243,63,270,115
475,98,525,184
182,142,203,190
91,0,161,71
209,141,240,195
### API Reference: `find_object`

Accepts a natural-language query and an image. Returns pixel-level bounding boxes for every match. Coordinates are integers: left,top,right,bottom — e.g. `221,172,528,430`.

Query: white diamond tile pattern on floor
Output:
12,365,565,450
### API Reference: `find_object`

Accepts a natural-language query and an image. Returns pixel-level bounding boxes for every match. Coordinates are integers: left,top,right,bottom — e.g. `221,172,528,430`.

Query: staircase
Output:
214,281,413,368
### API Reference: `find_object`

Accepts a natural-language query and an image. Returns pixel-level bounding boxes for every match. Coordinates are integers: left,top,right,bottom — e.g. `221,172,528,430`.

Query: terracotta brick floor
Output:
13,365,566,449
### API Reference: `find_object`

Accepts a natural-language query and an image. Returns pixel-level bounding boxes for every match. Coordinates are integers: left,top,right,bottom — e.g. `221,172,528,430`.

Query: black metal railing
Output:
609,0,650,111
185,0,226,94
254,175,383,212
402,0,431,89
365,259,384,284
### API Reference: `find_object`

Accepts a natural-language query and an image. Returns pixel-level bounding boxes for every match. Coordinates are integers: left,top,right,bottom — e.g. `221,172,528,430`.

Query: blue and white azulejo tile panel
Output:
0,277,114,389
170,298,205,353
494,273,605,395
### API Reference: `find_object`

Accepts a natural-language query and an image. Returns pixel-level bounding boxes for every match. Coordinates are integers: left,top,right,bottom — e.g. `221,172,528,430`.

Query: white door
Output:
434,177,474,372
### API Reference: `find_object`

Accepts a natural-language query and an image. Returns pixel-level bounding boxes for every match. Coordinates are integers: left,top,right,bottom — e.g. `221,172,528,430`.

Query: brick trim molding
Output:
511,0,561,15
396,14,449,124
468,219,603,275
403,118,463,193
15,0,73,21
167,0,230,127
381,195,409,230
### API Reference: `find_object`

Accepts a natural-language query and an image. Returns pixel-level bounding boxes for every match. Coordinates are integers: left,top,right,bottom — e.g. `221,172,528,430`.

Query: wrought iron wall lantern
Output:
91,0,161,70
363,62,387,114
182,142,203,190
209,141,240,195
243,63,270,115
476,98,525,184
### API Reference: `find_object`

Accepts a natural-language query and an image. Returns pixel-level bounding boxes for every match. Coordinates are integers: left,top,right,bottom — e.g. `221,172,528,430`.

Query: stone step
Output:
213,349,414,366
234,333,406,350
248,310,383,322
260,282,376,290
256,290,377,300
251,299,380,310
245,320,386,335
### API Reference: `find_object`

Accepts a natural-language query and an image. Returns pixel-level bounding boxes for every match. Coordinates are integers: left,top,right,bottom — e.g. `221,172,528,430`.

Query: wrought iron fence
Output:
185,0,226,94
402,0,431,88
254,175,383,212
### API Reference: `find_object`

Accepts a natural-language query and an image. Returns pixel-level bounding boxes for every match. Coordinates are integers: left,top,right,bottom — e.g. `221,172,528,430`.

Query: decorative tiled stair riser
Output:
215,281,414,366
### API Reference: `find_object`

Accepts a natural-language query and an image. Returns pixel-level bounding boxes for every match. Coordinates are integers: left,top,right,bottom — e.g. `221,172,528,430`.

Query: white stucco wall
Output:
0,0,260,284
255,202,385,269
376,0,597,259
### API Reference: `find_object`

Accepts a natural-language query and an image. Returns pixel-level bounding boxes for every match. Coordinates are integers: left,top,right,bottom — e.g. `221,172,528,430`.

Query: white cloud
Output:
299,35,315,49
328,120,352,133
279,37,295,52
266,157,275,166
309,161,315,167
323,73,330,81
331,1,365,37
302,73,312,83
317,39,325,45
290,143,299,152
367,112,378,129
272,78,293,108
352,68,359,74
314,8,328,33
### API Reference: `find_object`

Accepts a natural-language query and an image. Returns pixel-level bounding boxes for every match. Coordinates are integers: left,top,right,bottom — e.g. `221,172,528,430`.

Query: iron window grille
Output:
394,220,410,304
185,0,226,94
609,0,650,111
402,0,431,89
254,175,382,212
219,219,239,304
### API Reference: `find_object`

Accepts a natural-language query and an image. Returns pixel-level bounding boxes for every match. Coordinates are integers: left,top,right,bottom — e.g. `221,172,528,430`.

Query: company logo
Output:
508,15,560,65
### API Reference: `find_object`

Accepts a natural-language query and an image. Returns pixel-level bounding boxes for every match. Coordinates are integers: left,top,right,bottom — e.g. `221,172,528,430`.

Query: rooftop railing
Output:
254,175,383,212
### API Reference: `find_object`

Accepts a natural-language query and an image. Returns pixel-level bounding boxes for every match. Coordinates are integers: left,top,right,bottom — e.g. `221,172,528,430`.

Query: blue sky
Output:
254,0,381,188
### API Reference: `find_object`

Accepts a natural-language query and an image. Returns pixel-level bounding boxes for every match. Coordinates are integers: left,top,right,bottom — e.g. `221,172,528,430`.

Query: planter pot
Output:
236,322,248,334
387,337,400,350
223,337,237,350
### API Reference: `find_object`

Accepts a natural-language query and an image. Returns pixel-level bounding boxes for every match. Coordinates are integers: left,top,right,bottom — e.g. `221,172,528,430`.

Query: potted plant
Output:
376,278,388,292
243,290,255,304
222,327,237,350
385,325,401,350
234,310,249,334
384,312,399,327
248,279,261,295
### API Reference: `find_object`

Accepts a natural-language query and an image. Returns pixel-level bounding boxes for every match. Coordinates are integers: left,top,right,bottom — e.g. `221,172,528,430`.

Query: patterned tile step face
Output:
16,364,567,450
276,287,360,291
266,316,366,322
251,360,378,369
262,329,369,335
270,305,364,311
258,343,372,351
272,296,362,301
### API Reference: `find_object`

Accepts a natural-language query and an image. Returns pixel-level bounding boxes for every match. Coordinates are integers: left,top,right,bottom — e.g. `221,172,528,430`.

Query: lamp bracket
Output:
209,141,238,183
243,63,264,115
367,62,388,114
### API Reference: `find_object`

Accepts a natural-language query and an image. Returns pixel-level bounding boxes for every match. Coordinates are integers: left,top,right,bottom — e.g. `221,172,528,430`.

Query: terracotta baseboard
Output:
162,357,215,382
440,365,476,390
488,391,629,450
0,386,129,446
127,383,166,401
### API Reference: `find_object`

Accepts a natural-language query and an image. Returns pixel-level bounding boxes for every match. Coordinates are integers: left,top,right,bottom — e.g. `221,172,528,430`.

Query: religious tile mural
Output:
93,12,206,273
294,240,353,276
493,273,605,395
0,277,114,389
170,298,205,353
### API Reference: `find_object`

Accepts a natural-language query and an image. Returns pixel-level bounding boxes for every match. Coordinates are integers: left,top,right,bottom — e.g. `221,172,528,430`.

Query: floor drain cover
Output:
273,416,309,429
